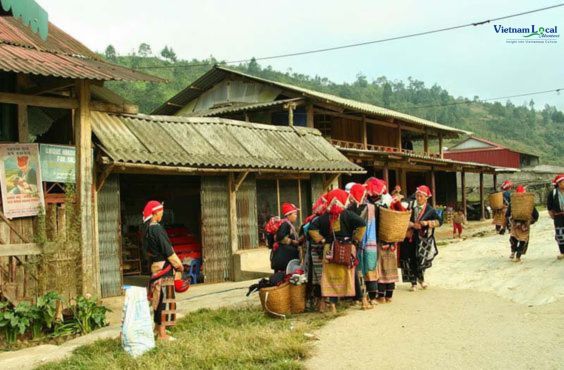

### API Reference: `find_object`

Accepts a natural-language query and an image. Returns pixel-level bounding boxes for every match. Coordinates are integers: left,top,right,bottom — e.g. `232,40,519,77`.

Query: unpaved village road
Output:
306,212,564,369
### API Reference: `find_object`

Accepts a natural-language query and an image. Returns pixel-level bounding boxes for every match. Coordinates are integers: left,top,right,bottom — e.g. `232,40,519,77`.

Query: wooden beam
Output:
397,124,402,149
96,165,114,192
461,171,467,213
0,91,78,109
383,163,389,185
361,115,367,149
90,100,138,114
479,172,485,220
0,243,42,257
424,131,429,154
232,171,249,193
75,80,97,296
314,108,427,133
17,104,28,143
286,103,295,127
297,179,303,224
439,133,444,159
228,174,239,254
431,169,437,207
493,173,498,190
306,104,315,128
276,179,281,215
23,80,74,96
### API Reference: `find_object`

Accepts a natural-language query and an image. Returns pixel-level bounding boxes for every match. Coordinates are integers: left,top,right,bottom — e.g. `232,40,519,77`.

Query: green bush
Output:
0,301,32,344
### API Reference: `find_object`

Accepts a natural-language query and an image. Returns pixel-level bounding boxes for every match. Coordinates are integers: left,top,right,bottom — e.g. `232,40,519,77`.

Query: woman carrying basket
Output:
493,180,513,235
400,185,442,291
308,189,366,313
547,174,564,260
506,185,539,262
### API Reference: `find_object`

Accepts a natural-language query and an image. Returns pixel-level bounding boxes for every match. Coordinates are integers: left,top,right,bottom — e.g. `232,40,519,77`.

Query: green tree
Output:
138,43,152,57
160,46,177,62
104,45,117,62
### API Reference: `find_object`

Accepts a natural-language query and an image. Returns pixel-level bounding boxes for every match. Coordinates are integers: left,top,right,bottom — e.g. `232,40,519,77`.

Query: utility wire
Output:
410,87,563,109
136,3,564,69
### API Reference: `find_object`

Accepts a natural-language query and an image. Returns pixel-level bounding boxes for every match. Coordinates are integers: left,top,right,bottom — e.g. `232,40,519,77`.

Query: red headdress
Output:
281,202,299,217
325,189,349,216
515,185,526,193
349,183,367,204
552,174,564,186
143,200,163,222
501,180,513,191
365,177,387,196
416,185,432,198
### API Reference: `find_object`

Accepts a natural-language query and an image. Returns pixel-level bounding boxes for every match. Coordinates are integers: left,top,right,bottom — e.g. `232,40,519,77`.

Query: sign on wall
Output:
39,144,76,183
0,143,45,219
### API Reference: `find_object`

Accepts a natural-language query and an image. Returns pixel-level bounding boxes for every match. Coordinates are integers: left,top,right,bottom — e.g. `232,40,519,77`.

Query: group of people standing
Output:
494,174,564,262
270,177,442,314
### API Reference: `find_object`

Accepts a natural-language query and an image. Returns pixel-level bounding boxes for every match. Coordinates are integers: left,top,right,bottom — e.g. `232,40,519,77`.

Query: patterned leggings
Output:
556,227,564,254
377,283,395,299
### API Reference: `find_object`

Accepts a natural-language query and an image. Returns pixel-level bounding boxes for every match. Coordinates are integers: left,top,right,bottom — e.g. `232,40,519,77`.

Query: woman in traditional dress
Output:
547,174,564,260
505,185,539,262
301,194,328,310
348,183,375,309
400,185,442,291
309,189,367,313
143,201,184,341
493,180,513,235
270,203,301,272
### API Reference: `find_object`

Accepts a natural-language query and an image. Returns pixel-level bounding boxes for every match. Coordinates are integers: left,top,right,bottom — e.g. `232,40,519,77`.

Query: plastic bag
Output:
121,286,155,357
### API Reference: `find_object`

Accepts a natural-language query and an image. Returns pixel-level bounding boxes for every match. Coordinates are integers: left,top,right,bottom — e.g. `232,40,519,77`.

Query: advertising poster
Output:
39,144,76,183
0,143,45,219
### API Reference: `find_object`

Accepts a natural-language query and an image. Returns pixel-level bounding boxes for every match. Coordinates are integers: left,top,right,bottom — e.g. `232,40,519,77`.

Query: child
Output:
452,208,466,239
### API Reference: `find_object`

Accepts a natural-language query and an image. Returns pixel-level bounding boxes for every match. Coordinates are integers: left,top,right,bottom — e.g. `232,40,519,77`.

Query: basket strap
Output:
264,292,286,320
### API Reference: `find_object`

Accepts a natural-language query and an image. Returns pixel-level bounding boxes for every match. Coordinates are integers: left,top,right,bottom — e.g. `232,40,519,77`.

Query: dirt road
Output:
306,212,564,369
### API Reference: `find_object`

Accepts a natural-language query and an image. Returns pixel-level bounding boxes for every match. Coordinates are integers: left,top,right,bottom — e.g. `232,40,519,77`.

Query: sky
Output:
39,0,564,110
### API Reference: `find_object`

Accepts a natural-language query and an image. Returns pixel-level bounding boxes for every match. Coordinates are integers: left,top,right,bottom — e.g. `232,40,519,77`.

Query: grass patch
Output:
37,305,334,370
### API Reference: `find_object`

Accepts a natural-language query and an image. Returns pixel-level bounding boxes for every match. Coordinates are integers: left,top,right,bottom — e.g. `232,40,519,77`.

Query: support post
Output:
400,169,407,195
439,133,444,158
431,169,437,208
228,173,239,255
424,131,429,154
17,105,28,143
306,103,314,128
397,124,402,149
493,173,498,190
479,172,485,220
461,171,467,214
383,163,389,186
361,115,367,150
276,179,281,215
74,80,97,296
287,103,294,127
297,180,303,224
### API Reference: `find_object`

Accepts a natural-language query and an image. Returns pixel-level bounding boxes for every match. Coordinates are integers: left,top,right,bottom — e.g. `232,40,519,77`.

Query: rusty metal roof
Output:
91,112,364,173
0,17,162,82
153,66,468,137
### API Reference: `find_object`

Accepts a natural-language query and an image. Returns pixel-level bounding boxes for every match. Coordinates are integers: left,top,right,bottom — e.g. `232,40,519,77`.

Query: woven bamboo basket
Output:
378,207,412,243
489,192,504,210
259,282,291,318
510,193,535,221
289,284,306,314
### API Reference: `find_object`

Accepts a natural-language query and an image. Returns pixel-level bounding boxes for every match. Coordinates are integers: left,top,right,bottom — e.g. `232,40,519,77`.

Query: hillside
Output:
103,47,563,164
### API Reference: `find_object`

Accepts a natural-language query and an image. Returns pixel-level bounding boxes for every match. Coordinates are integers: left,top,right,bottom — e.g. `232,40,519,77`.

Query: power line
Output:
410,87,563,109
136,3,564,70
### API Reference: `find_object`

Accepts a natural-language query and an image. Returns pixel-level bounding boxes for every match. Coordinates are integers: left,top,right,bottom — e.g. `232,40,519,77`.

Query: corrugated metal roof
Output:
184,98,304,117
91,112,364,173
153,66,467,137
0,17,162,82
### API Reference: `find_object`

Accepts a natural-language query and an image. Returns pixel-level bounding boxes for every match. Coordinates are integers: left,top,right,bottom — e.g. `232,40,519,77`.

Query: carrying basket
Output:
489,192,504,210
259,282,291,318
289,284,306,314
510,193,535,221
378,207,412,243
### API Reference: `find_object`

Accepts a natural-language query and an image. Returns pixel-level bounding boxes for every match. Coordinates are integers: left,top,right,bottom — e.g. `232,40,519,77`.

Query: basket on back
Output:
378,207,412,243
259,282,291,318
289,284,306,314
510,193,535,221
489,192,504,210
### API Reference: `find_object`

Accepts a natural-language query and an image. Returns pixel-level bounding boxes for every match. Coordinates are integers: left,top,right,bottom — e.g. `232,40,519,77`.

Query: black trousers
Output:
377,283,395,299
